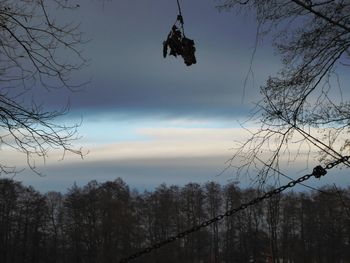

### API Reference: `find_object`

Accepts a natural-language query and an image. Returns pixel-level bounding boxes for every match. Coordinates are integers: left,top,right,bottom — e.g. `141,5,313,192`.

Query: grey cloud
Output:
9,156,349,193
28,0,280,120
12,156,233,192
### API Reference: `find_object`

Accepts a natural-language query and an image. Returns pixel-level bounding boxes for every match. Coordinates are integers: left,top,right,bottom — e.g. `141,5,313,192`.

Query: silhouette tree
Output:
0,0,86,175
2,178,350,262
222,183,241,263
205,182,222,263
180,183,208,262
45,191,64,263
221,0,350,182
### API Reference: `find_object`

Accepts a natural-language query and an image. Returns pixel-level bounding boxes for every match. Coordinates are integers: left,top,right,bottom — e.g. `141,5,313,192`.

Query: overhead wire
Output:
254,155,333,195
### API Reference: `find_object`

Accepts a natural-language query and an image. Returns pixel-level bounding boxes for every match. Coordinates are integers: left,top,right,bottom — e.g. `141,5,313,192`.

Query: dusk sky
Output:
3,0,349,192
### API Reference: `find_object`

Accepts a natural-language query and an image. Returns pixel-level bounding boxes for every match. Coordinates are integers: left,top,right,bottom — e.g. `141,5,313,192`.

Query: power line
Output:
254,156,333,195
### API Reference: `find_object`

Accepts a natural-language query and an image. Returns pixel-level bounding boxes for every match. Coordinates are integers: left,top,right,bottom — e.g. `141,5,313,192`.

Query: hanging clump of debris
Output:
163,0,196,66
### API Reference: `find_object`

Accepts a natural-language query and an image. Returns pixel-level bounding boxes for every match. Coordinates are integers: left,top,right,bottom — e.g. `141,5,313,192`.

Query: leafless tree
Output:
220,0,350,183
0,0,86,174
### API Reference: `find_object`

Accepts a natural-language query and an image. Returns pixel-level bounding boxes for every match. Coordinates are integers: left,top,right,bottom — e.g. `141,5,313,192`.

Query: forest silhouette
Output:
1,178,349,263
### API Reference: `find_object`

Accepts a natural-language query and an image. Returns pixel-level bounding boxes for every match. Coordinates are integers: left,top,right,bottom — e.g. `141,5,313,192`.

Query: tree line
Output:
0,178,349,263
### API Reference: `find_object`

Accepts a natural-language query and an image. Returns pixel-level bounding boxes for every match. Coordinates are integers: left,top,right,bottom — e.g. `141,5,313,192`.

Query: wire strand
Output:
176,0,183,18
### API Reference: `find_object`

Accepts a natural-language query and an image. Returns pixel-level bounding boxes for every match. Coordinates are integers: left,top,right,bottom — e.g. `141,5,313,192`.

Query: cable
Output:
118,156,349,263
176,0,183,19
254,156,333,195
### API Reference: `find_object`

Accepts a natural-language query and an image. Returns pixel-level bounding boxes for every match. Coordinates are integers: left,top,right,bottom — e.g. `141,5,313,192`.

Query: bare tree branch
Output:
0,0,87,175
219,0,350,185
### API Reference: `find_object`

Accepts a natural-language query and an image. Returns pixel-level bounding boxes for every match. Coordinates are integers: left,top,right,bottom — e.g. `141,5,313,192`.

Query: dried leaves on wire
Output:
163,15,197,66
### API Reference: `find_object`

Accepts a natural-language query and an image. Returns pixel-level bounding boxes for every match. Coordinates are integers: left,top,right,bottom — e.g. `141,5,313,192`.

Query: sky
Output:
2,0,349,193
